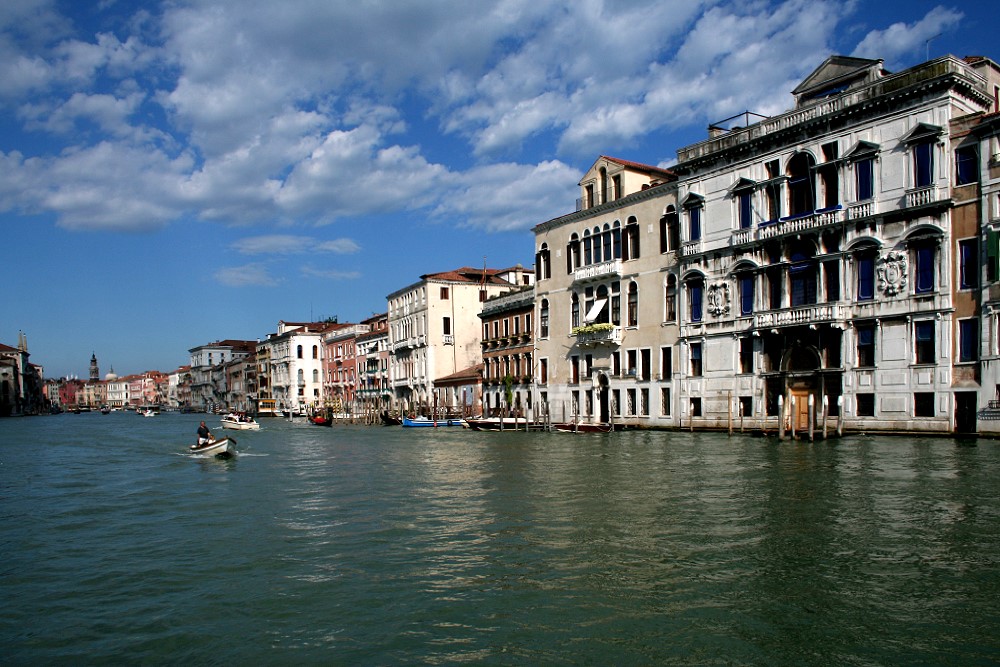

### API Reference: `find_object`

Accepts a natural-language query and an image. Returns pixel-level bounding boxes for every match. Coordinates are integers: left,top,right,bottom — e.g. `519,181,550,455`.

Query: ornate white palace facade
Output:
535,54,1000,433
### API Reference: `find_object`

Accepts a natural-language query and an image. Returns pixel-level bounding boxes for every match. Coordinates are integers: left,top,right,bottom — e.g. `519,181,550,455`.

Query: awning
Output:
584,298,608,323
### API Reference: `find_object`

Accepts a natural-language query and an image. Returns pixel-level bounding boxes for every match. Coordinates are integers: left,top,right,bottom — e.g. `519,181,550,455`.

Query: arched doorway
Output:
781,343,821,431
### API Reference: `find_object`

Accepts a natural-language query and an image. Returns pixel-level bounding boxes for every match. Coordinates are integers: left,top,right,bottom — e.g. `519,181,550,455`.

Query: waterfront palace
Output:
8,53,1000,435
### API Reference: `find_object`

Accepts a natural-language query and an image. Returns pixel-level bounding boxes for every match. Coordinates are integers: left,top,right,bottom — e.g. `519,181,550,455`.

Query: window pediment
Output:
844,140,880,161
727,177,757,197
681,192,705,208
901,122,943,145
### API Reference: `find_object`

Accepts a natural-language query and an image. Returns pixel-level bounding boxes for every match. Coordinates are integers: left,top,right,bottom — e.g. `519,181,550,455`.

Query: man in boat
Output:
197,421,212,446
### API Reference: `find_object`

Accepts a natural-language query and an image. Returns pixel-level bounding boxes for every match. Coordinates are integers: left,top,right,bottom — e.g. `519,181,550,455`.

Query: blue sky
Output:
1,0,993,379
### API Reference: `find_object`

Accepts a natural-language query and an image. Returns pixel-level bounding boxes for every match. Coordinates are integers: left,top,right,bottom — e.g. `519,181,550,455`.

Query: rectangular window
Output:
856,158,874,200
915,321,935,364
955,146,978,185
857,324,876,367
443,317,451,335
688,207,701,241
857,254,875,301
660,388,671,416
857,393,875,417
739,275,754,315
640,349,650,381
539,359,548,384
914,392,935,418
612,389,621,416
660,346,672,380
691,397,702,417
571,356,579,384
690,343,702,377
740,336,753,374
585,354,593,378
627,349,637,377
739,396,752,418
959,318,978,363
739,192,753,229
640,388,649,416
612,351,621,377
959,239,978,290
690,283,703,323
914,141,933,187
915,244,934,293
626,388,636,416
440,287,449,299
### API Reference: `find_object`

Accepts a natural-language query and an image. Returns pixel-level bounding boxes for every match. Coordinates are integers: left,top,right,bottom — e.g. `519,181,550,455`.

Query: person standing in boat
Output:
197,421,212,446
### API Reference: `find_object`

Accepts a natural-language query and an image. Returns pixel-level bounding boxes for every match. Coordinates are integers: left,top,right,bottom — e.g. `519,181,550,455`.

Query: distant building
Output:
387,265,533,413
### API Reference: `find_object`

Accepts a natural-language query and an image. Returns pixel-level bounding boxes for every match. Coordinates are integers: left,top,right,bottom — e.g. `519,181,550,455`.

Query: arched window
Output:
540,299,549,338
623,217,640,260
312,345,318,359
613,221,622,258
567,234,580,273
627,282,639,327
661,206,679,252
595,285,610,324
297,345,303,359
602,224,613,262
535,243,551,280
787,153,817,217
583,229,593,266
854,245,878,301
313,369,319,383
687,277,704,323
665,275,677,322
737,270,755,316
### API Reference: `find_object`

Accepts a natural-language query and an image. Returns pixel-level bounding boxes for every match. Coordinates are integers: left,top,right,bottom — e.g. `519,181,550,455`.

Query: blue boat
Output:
402,416,465,427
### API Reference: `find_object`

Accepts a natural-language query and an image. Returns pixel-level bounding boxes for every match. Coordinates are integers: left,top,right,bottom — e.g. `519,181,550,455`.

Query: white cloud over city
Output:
0,0,971,243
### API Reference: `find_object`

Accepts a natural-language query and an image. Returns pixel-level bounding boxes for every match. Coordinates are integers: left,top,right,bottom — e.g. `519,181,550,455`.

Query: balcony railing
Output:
905,185,939,208
847,200,874,219
572,325,622,347
758,207,844,241
573,259,622,284
753,304,847,329
682,240,702,257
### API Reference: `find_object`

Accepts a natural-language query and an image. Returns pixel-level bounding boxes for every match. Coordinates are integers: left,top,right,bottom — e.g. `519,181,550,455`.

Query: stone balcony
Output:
753,304,848,329
572,325,622,348
574,258,622,284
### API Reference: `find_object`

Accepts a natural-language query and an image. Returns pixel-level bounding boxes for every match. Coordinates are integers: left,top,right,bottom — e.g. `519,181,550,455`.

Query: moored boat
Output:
380,412,403,426
221,413,261,430
189,436,236,458
464,417,545,431
402,416,465,427
551,421,616,433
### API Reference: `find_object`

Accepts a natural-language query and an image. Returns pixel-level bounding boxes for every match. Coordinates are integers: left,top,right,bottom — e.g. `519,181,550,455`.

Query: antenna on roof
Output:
925,33,941,61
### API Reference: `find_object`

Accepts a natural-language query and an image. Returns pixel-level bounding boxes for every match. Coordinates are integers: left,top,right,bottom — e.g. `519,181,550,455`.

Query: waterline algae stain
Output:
2,414,999,664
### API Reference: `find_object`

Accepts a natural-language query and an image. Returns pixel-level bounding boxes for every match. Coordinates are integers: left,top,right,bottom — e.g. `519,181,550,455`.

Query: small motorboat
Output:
142,408,157,417
189,436,236,458
551,421,616,433
309,414,333,427
402,415,465,427
221,413,261,430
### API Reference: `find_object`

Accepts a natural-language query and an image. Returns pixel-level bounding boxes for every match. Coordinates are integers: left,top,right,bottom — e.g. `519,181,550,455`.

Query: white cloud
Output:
232,234,360,255
214,263,277,287
852,6,963,64
301,266,362,281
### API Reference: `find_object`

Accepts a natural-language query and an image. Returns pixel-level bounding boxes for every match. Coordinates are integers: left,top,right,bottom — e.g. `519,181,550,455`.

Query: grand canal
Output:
2,413,999,665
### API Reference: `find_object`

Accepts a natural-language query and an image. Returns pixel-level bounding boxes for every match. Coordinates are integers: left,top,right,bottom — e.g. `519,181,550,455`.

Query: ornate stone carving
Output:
707,282,730,317
877,250,907,296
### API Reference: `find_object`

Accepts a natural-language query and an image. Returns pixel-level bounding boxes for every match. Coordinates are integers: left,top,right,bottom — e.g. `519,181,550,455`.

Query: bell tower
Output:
90,353,99,382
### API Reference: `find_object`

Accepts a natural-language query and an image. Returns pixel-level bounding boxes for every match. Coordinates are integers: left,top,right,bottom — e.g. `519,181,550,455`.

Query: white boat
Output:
189,436,236,458
220,413,261,430
142,408,157,417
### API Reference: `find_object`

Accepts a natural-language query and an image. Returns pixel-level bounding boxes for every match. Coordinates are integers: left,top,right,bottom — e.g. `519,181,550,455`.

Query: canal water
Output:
2,413,999,665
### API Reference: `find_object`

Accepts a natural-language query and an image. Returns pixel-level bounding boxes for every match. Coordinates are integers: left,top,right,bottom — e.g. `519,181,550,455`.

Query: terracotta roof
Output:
600,155,676,180
0,343,19,353
421,267,514,285
434,364,484,385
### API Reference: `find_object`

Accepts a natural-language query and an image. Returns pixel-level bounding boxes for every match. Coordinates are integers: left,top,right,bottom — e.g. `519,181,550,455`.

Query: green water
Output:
2,413,999,665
